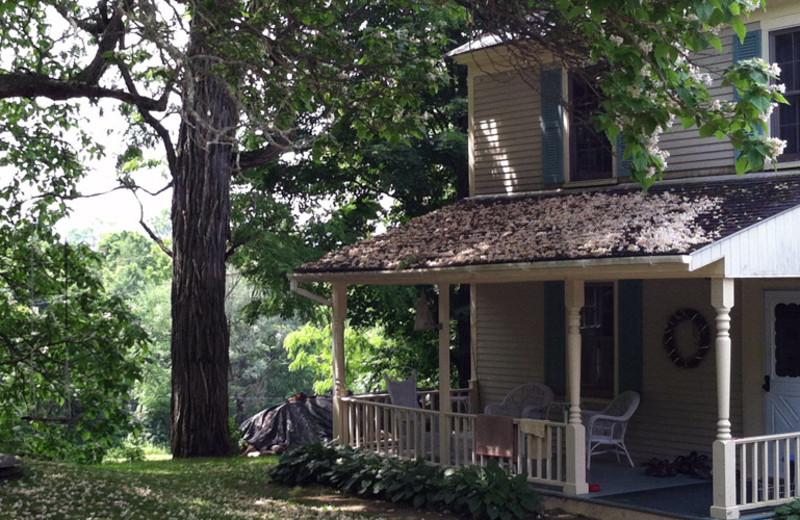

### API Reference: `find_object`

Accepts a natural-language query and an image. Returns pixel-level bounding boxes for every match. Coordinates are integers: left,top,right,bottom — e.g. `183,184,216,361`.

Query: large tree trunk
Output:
170,5,237,458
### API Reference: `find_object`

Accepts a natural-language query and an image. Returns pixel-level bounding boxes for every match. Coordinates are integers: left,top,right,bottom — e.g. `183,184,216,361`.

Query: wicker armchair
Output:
585,390,640,469
483,383,554,419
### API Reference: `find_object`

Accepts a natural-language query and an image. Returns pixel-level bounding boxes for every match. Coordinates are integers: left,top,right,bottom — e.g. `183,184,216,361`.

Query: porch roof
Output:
292,173,800,284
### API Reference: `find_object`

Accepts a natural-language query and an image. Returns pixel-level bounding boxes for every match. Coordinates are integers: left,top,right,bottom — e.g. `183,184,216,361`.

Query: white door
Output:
764,291,800,435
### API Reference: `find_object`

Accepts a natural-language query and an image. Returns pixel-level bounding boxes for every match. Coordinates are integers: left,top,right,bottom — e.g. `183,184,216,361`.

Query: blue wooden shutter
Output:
541,69,564,184
617,135,631,178
733,29,762,65
544,281,566,396
733,30,763,161
617,280,643,394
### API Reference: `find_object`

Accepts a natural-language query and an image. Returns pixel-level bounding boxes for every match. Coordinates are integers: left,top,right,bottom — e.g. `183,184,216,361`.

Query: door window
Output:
775,303,800,378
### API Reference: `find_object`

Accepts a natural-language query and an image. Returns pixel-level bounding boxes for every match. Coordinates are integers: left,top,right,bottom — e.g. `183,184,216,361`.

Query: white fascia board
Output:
690,205,800,277
290,255,697,286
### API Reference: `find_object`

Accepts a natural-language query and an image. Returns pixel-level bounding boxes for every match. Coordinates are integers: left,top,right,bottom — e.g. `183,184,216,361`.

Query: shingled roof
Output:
295,175,800,275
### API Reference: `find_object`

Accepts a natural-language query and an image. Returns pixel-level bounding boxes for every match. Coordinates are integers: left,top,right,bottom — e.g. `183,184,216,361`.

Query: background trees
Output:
0,221,148,463
0,0,465,457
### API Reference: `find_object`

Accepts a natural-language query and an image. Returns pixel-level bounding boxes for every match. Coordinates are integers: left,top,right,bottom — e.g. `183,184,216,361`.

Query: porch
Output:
340,388,798,520
290,176,800,520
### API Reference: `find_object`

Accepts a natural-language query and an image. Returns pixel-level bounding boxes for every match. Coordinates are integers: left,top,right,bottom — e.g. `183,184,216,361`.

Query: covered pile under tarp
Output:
0,454,22,480
240,393,333,453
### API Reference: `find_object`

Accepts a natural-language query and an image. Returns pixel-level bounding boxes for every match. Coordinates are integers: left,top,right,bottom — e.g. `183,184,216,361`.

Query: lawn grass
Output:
0,456,385,520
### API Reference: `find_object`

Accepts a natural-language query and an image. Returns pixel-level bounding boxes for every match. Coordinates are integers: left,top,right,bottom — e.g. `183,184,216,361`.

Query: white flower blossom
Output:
609,34,624,46
767,137,788,156
638,40,653,54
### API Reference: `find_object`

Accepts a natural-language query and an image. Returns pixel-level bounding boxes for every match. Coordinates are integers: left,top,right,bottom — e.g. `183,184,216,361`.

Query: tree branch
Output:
234,144,288,173
73,2,127,85
117,62,178,176
133,189,173,258
0,72,168,111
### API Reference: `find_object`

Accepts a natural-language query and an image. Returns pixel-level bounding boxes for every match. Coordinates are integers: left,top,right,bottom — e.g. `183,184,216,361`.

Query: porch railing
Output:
339,392,569,491
712,432,800,519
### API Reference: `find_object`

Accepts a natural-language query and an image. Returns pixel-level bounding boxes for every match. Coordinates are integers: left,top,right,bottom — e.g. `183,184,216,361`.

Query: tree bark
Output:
169,5,237,458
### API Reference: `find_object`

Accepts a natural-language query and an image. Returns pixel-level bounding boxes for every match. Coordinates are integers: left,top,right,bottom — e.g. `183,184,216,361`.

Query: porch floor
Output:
541,459,777,520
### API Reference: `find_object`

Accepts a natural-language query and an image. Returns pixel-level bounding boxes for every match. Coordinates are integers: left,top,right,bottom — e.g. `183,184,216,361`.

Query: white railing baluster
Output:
339,393,571,492
713,432,800,518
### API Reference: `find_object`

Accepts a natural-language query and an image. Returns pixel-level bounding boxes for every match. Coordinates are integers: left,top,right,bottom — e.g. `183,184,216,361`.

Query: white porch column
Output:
564,279,588,495
438,283,451,465
332,282,348,444
565,279,584,423
711,277,735,441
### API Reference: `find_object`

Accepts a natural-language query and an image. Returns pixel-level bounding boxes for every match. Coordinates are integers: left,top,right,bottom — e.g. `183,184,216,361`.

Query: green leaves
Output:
0,221,149,463
270,442,543,520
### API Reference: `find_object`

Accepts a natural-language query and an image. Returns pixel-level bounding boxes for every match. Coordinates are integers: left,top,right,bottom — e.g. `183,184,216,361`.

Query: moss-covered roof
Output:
295,175,800,274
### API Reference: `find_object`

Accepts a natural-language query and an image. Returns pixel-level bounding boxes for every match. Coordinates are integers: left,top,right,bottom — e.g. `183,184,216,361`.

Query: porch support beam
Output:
565,279,584,423
711,277,734,441
564,279,588,495
438,283,451,466
332,282,348,444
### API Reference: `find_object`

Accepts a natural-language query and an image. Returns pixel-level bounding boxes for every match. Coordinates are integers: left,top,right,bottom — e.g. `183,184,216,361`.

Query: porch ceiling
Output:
292,173,800,286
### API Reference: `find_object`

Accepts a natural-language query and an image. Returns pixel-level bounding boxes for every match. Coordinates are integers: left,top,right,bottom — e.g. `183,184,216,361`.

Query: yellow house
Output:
290,2,800,518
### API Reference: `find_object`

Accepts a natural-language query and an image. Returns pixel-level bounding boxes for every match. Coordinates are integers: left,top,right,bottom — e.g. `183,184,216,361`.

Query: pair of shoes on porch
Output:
643,452,712,480
643,457,677,477
674,452,712,480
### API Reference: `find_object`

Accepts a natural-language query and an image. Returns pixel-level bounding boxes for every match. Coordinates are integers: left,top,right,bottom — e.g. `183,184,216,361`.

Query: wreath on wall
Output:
663,308,711,368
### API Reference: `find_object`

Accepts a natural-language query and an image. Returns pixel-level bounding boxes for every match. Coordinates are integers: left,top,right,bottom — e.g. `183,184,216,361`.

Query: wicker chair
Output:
585,390,640,469
483,383,554,419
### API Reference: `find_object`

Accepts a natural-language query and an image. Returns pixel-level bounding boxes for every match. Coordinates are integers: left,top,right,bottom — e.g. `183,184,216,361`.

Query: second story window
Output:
569,75,613,182
541,68,620,185
772,28,800,162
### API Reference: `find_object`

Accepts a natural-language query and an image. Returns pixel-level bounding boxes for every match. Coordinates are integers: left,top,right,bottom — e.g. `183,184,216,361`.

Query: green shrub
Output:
777,499,800,520
269,442,542,519
438,463,541,520
103,434,146,463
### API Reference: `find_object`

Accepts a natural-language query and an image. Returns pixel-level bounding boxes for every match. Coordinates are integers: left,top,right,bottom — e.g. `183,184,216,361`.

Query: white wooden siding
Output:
627,279,744,461
690,205,800,277
473,283,545,408
472,71,542,196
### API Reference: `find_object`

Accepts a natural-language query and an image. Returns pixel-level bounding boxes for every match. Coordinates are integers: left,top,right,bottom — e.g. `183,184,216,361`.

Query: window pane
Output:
776,33,793,62
780,99,797,125
781,65,795,92
795,32,800,60
775,303,800,378
783,126,798,156
581,283,614,398
570,75,612,182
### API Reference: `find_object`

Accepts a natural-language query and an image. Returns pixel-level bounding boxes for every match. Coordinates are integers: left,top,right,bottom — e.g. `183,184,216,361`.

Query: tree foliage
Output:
0,221,148,463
